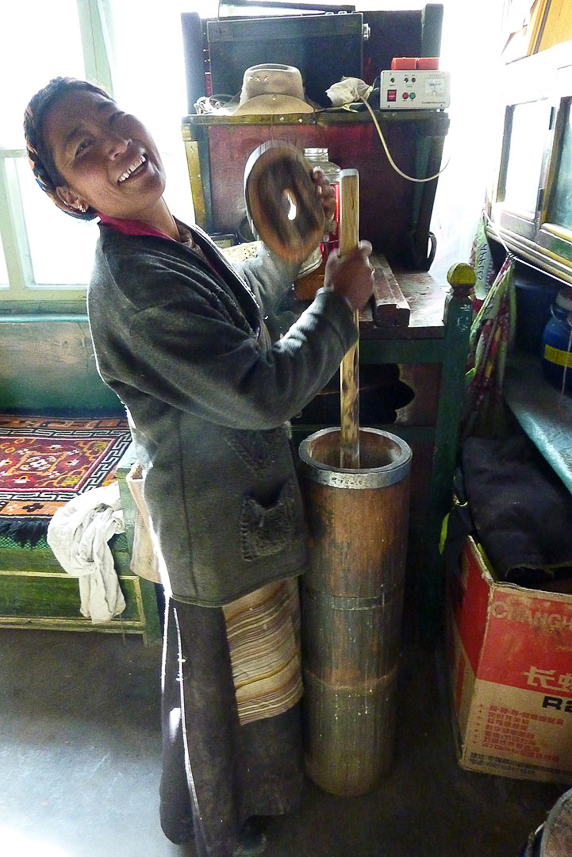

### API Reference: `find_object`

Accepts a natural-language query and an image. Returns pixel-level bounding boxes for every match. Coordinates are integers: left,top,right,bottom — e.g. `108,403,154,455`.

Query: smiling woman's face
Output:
43,88,166,220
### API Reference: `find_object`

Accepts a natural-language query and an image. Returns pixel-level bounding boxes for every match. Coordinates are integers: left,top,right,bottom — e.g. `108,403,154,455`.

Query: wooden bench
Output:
0,316,161,645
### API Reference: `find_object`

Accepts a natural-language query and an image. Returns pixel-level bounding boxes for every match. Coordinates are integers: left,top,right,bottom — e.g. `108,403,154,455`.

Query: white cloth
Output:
326,76,373,107
47,483,126,623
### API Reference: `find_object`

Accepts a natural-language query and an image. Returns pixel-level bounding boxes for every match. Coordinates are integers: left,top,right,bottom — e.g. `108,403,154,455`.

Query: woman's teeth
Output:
118,154,146,183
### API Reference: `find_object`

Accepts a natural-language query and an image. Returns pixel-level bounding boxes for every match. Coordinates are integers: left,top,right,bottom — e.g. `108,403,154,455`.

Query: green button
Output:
410,92,416,100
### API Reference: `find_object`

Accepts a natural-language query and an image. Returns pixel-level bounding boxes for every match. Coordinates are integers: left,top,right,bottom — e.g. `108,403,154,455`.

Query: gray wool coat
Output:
87,222,357,606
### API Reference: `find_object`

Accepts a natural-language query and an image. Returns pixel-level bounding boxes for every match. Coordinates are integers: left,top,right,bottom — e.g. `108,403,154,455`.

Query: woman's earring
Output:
76,203,87,213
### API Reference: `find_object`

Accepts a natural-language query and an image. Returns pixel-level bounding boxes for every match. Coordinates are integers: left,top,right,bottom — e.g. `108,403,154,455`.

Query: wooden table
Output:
182,107,469,636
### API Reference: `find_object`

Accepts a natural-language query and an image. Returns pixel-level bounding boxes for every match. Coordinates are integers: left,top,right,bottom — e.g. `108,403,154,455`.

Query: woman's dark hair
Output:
23,77,113,220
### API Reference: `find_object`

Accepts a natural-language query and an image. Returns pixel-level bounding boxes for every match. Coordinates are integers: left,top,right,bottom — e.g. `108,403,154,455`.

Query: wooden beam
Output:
371,254,411,327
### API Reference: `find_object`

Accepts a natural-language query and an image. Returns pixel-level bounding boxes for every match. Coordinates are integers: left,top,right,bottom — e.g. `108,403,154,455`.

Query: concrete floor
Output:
0,627,566,857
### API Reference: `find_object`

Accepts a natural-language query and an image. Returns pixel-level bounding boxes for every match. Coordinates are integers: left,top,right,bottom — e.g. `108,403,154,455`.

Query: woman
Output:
24,77,373,857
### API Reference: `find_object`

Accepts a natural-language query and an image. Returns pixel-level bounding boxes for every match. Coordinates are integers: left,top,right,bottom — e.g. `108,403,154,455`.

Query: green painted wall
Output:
0,317,122,413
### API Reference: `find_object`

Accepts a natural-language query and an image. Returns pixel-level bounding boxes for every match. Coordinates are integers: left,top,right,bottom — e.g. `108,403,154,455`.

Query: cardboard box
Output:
448,536,572,783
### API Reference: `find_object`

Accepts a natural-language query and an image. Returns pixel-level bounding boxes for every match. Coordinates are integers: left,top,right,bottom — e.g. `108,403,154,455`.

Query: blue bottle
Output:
542,286,572,393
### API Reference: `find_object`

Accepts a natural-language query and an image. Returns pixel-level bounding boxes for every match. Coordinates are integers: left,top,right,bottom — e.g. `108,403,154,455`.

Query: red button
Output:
403,92,409,99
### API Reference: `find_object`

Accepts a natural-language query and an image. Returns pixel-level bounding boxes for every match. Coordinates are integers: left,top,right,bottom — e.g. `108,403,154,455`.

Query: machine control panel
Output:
380,70,450,110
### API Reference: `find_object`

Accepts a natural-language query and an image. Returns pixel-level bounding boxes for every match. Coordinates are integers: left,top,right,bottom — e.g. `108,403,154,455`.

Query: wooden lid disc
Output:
244,141,325,264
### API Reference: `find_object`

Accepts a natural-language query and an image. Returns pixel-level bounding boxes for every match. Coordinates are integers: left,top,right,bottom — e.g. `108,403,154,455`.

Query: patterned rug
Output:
0,414,131,546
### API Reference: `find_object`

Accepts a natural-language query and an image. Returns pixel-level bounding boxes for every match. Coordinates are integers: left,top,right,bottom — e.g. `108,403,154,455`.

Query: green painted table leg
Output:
420,263,474,639
138,577,162,646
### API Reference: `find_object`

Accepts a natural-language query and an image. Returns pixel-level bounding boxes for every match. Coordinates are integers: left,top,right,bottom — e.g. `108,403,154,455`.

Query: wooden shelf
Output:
504,352,572,494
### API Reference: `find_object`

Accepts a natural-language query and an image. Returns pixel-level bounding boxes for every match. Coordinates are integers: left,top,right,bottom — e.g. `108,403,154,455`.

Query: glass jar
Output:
304,147,341,259
541,286,572,393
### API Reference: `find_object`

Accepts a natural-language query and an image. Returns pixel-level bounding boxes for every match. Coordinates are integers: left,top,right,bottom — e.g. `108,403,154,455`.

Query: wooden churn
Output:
298,167,412,796
298,427,411,796
240,146,412,794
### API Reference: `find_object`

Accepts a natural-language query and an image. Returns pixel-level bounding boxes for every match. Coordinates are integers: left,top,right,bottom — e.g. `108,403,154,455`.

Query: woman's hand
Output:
323,241,375,311
310,166,337,224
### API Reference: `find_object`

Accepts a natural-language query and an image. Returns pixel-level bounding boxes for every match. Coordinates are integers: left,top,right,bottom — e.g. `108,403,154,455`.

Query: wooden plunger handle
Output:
338,169,360,469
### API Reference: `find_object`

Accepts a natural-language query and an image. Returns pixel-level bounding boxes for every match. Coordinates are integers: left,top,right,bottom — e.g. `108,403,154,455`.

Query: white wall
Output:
430,0,507,280
329,1,509,277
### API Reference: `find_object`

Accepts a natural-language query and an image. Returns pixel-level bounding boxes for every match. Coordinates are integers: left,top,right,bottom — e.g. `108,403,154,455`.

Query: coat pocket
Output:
240,478,297,561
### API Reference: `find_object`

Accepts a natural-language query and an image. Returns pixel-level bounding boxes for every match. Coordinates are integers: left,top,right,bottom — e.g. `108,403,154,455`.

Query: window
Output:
1,1,94,307
503,100,551,216
0,0,198,310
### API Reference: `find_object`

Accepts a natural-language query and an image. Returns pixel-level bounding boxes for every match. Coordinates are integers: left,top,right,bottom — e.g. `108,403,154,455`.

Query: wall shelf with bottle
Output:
502,260,572,495
504,351,572,495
